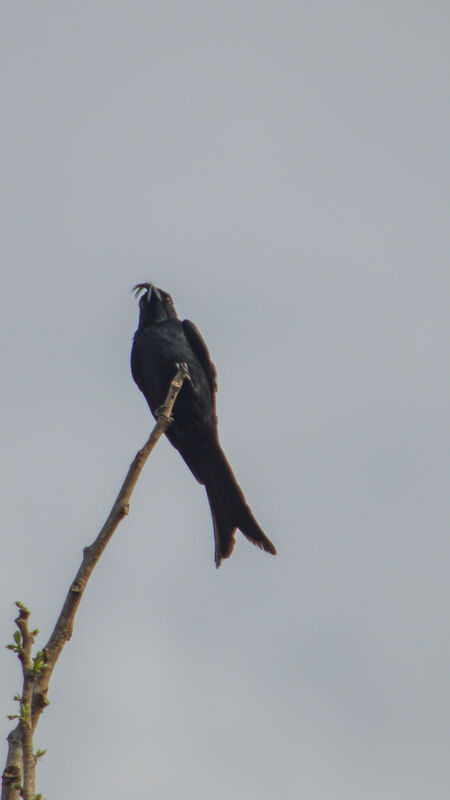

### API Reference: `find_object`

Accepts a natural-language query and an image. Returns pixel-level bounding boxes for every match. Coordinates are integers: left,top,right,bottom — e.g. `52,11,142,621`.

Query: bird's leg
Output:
156,363,191,422
175,361,192,383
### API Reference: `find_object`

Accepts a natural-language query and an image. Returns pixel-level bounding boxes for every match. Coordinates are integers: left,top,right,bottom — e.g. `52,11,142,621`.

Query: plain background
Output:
1,2,449,798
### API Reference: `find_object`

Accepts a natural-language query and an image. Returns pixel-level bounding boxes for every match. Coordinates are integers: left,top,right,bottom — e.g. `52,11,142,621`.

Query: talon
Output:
176,361,192,382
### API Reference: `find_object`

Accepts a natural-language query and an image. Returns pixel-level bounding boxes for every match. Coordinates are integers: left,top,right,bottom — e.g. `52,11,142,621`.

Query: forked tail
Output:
204,445,276,567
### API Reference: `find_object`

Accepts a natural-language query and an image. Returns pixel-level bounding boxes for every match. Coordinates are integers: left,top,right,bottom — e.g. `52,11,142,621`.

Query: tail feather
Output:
204,446,276,568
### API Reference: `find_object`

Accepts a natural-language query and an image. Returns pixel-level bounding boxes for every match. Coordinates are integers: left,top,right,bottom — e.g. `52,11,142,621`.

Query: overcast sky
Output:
1,2,449,798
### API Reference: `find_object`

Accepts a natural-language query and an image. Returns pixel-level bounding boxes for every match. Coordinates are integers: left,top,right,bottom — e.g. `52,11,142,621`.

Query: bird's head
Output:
133,283,178,326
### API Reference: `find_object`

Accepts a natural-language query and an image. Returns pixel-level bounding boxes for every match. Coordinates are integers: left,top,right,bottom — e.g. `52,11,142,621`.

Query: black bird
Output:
131,282,276,567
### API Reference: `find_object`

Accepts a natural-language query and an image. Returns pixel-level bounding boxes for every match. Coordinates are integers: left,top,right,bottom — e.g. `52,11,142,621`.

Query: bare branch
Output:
16,605,36,800
2,366,187,800
1,729,21,800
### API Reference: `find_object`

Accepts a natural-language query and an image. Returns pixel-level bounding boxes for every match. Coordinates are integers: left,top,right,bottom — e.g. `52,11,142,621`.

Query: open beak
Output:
133,282,162,302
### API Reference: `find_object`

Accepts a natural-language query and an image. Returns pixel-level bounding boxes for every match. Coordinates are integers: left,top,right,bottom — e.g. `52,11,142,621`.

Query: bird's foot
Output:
176,361,192,383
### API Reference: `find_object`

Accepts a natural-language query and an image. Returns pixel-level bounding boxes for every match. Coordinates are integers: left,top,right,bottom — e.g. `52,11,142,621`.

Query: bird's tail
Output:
204,445,276,568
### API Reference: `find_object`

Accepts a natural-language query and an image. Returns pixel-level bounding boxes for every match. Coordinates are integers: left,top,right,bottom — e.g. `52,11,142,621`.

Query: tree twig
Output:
1,366,187,800
16,605,36,800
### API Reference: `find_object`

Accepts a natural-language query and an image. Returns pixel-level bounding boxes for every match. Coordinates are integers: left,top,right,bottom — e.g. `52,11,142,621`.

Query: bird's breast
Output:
132,321,216,434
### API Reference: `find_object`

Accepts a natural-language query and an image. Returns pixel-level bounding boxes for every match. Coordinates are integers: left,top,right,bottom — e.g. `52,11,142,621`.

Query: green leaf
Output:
32,651,48,675
19,702,31,724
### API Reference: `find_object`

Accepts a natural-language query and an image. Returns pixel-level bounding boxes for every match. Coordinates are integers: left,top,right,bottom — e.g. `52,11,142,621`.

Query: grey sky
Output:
1,2,449,798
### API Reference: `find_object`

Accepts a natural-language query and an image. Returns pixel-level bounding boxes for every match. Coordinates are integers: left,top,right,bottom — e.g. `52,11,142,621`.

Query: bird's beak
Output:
146,284,162,303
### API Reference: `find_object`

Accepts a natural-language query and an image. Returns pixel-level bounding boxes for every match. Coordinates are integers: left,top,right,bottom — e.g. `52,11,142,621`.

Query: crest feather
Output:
132,283,151,299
